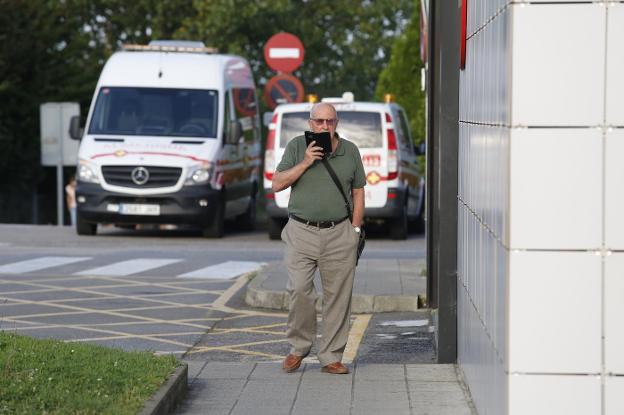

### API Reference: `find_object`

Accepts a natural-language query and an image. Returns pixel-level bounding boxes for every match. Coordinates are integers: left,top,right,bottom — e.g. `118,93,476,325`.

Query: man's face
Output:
308,104,338,136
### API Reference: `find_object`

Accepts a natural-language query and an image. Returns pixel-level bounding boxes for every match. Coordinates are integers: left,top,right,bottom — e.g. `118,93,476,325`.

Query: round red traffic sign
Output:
264,32,305,73
263,74,304,109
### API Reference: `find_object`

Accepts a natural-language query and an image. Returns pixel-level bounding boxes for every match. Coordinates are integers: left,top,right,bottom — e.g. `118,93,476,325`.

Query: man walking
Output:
272,102,366,374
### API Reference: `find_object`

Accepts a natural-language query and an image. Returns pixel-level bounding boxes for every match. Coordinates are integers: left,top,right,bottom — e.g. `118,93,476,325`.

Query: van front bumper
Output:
263,187,407,220
76,183,221,225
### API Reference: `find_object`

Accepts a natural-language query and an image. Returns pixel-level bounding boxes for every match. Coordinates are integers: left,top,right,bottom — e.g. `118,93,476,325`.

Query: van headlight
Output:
78,162,100,184
185,166,211,185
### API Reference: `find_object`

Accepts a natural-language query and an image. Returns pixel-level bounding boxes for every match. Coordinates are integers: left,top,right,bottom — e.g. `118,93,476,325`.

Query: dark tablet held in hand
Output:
305,131,332,155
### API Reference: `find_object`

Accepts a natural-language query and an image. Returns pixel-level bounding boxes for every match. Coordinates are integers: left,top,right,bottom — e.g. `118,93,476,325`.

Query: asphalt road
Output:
0,224,431,363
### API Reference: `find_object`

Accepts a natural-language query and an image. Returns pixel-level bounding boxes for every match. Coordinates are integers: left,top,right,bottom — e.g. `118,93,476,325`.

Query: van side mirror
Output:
226,120,243,144
262,112,274,128
414,142,426,156
69,115,83,140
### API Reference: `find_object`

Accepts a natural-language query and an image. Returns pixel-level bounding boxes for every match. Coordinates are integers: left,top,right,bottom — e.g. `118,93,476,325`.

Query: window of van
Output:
88,87,218,138
279,111,383,148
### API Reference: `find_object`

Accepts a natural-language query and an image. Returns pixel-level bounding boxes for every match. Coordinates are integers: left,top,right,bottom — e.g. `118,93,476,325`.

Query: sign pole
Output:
57,107,64,227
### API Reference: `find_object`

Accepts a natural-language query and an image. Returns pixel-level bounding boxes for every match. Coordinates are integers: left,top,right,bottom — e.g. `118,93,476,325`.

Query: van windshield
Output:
88,87,219,138
279,111,382,148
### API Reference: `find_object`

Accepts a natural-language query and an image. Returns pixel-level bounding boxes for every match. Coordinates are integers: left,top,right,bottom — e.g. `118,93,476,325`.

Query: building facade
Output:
457,1,624,414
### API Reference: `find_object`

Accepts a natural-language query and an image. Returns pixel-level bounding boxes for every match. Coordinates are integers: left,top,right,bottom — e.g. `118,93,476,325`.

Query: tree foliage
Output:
0,0,413,223
375,0,425,143
177,0,413,101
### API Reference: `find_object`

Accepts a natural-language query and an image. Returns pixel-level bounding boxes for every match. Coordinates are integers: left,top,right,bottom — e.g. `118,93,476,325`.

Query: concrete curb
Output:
245,272,420,313
139,363,188,415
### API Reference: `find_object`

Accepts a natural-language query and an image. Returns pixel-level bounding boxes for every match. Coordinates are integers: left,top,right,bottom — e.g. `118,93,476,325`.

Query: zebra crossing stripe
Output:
177,261,266,280
74,258,181,276
0,256,92,274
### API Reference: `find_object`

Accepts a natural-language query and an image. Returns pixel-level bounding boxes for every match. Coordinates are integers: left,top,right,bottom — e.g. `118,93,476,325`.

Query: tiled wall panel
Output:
510,4,605,126
457,1,618,414
508,375,601,415
606,3,624,126
605,129,624,249
508,251,601,373
508,128,602,250
605,253,624,374
606,377,624,415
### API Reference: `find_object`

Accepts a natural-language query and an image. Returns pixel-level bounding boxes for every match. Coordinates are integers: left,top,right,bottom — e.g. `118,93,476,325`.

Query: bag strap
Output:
321,158,352,222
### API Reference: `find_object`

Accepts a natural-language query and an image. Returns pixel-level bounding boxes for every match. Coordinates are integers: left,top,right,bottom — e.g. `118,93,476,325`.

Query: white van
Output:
69,41,261,237
263,93,425,240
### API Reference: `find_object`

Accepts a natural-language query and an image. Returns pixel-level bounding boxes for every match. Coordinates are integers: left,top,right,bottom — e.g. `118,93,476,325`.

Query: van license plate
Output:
119,204,160,216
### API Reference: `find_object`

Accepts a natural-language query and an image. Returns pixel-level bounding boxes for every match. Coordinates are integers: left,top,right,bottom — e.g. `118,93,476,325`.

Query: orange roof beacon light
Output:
306,94,318,103
383,93,395,103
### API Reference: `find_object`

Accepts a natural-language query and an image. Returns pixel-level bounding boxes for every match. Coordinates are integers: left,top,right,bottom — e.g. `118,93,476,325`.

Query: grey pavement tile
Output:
408,381,465,393
90,285,186,295
406,364,458,382
354,364,406,380
292,406,351,415
183,360,206,381
185,379,246,400
175,402,234,415
32,277,129,288
59,297,166,310
5,290,107,302
250,362,297,379
411,403,473,415
101,322,204,335
21,312,143,325
230,405,292,415
351,402,411,415
198,362,256,379
0,282,44,292
120,306,218,320
354,379,408,392
197,331,285,348
0,303,72,317
140,293,220,305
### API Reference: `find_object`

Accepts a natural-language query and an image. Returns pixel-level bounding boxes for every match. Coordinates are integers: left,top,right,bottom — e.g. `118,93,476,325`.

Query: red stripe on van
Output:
90,151,210,163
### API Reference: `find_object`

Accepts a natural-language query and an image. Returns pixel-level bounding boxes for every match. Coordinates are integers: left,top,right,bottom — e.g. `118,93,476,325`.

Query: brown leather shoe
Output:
321,362,349,374
282,354,305,373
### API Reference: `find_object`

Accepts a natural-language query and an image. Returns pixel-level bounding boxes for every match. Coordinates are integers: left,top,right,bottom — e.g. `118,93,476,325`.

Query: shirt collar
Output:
329,133,346,158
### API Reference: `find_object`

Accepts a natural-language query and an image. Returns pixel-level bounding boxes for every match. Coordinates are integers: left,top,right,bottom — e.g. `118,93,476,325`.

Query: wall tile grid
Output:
458,2,510,415
458,1,624,414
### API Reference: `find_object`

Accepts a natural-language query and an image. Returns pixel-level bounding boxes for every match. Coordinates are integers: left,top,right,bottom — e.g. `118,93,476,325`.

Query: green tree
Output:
0,0,194,223
375,0,425,143
177,0,413,102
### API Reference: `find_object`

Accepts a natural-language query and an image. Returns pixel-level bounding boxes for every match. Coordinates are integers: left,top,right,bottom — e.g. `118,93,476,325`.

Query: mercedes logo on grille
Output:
131,167,150,185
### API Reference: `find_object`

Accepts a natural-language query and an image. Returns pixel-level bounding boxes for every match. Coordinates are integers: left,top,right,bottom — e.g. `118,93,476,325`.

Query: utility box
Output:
40,102,80,166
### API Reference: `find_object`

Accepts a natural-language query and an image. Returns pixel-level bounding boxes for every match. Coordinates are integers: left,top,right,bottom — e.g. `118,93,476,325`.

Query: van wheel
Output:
237,194,256,231
203,196,225,238
389,207,408,240
76,214,97,236
268,218,285,240
409,213,425,234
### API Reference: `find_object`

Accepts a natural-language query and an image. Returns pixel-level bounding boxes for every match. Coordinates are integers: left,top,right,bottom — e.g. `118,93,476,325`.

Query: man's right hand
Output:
303,140,324,167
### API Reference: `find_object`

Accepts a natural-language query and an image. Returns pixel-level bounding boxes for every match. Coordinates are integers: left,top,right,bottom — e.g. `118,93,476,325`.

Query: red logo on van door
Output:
362,154,381,167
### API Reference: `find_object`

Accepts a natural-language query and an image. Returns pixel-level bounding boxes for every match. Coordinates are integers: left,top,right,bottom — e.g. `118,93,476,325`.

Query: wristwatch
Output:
353,226,361,233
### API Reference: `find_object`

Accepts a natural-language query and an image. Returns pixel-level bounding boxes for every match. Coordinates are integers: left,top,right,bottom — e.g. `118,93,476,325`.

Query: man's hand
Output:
272,141,323,193
303,140,324,167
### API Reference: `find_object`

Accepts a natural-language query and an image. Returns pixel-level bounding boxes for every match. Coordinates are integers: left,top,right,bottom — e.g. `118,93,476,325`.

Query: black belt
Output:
289,214,348,228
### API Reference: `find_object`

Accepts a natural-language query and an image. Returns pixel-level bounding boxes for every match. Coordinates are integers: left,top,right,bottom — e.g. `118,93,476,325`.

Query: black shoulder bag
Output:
321,158,365,265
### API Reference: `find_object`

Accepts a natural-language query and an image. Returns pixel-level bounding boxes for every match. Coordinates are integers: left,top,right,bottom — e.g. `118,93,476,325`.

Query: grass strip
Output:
0,331,179,415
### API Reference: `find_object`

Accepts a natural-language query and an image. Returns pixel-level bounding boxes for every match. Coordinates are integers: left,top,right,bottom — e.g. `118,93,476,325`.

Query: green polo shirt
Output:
276,134,366,221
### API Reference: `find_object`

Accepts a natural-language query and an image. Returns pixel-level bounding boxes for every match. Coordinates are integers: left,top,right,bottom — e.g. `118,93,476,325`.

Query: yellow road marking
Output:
342,314,372,363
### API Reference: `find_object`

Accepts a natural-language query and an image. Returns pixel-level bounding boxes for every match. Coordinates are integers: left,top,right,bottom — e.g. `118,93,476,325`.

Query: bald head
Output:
310,102,337,119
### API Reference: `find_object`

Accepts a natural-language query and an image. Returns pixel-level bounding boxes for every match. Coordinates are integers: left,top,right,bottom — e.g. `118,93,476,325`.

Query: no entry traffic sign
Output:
264,32,305,73
263,74,304,109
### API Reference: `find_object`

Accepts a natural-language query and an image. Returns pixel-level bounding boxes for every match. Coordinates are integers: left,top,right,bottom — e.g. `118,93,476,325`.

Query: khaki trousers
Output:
281,218,358,366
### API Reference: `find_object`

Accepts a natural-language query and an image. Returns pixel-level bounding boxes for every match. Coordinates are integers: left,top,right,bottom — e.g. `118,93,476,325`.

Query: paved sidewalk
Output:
177,362,475,415
246,259,427,313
